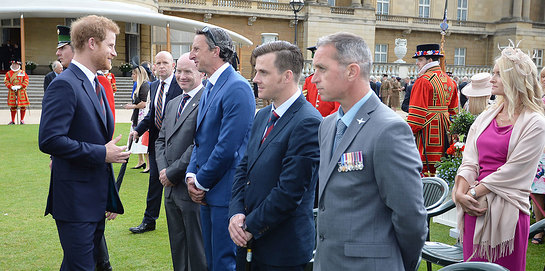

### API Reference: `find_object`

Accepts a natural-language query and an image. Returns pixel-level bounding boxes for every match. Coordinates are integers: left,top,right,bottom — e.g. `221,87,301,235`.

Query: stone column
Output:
512,0,522,19
351,0,362,7
502,0,512,19
522,0,530,20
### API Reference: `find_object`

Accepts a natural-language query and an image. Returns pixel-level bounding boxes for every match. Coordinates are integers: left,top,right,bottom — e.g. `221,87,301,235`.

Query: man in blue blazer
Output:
129,51,183,233
187,27,255,271
228,41,321,270
39,16,129,270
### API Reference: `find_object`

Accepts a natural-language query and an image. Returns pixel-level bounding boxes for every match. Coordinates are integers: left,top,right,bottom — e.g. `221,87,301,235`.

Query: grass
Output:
0,124,544,270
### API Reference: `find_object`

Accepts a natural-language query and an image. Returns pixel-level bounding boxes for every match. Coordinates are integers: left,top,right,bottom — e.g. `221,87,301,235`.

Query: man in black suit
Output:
44,60,63,92
129,51,182,233
155,52,207,271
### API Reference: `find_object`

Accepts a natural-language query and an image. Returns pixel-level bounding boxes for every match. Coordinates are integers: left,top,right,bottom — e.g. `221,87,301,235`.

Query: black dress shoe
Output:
96,261,112,271
129,222,156,234
131,163,146,169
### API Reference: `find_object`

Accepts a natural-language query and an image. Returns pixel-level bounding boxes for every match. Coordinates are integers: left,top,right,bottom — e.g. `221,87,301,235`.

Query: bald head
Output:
175,52,204,92
154,51,175,81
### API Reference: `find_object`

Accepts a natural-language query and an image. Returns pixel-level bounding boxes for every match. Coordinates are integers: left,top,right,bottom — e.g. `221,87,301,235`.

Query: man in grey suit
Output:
155,53,207,271
311,32,427,271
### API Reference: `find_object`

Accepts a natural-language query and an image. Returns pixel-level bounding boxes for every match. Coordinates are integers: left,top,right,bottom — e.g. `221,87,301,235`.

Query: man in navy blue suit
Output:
186,27,255,271
129,51,183,234
39,15,129,270
228,41,321,270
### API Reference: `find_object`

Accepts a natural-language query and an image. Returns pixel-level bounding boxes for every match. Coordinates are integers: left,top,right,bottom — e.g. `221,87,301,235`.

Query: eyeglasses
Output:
201,26,218,47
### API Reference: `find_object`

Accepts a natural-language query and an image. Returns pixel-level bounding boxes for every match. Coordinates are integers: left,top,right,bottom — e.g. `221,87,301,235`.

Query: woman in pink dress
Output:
452,44,545,270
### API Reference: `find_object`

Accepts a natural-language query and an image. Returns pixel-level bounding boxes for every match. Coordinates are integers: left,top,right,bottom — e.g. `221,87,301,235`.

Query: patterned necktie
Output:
94,77,105,116
261,110,280,145
333,119,347,152
175,94,192,122
155,81,166,129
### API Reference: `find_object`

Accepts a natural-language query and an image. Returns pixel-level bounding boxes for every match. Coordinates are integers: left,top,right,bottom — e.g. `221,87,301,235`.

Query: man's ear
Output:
88,37,96,50
345,63,360,81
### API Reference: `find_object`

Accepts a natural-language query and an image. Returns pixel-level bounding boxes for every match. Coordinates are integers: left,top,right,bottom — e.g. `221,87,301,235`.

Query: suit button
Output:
196,143,199,147
319,234,325,241
196,165,200,169
246,181,250,185
168,142,171,146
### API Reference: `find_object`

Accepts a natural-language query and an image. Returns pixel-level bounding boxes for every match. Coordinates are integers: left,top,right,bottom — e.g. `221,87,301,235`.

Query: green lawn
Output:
1,124,544,270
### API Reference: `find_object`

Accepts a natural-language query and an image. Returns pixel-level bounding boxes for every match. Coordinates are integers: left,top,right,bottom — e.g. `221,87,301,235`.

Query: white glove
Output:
11,85,21,91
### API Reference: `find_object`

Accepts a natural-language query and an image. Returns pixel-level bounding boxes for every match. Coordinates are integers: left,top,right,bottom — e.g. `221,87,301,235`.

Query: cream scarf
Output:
454,103,545,261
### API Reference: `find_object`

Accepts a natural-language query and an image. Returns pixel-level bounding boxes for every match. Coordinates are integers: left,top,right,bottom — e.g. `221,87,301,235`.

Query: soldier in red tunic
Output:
407,44,458,174
303,46,340,117
4,60,29,124
103,70,117,93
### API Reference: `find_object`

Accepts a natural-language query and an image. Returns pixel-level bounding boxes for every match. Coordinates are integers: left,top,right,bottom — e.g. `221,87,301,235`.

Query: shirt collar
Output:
71,59,97,88
160,73,174,88
207,63,230,86
185,83,203,98
337,90,373,127
271,91,300,118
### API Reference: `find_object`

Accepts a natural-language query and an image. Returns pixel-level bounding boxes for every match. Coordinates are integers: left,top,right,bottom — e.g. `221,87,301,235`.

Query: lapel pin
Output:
357,118,365,124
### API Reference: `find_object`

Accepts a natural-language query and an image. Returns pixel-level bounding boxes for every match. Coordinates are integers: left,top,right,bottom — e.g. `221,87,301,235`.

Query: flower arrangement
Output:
436,142,465,188
119,62,133,73
449,109,476,142
25,61,37,71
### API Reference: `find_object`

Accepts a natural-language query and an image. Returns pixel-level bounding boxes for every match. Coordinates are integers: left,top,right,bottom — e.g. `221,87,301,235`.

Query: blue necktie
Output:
333,119,347,152
176,94,191,122
201,81,213,108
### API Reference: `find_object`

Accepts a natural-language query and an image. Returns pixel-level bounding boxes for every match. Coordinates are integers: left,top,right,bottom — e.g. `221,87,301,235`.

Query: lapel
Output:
248,95,305,172
167,87,203,142
321,93,380,191
69,64,108,135
197,65,234,130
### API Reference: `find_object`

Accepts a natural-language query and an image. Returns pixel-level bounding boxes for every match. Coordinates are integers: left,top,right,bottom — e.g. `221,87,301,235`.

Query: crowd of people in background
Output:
0,12,541,271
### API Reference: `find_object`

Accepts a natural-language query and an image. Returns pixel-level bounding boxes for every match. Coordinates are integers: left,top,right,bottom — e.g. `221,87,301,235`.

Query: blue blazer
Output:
187,65,255,207
39,63,123,222
135,76,182,153
229,95,322,266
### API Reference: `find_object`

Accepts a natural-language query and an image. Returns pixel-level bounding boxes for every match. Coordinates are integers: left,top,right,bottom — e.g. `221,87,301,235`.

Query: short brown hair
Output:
251,41,303,81
70,15,119,51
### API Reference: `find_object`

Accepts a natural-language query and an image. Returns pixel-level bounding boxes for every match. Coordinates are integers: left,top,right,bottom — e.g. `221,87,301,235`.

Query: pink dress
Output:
463,119,529,271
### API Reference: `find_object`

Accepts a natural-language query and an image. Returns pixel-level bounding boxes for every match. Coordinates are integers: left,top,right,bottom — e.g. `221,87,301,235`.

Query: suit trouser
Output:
201,205,236,271
143,149,163,224
165,192,207,271
96,235,110,266
56,219,105,271
235,247,306,271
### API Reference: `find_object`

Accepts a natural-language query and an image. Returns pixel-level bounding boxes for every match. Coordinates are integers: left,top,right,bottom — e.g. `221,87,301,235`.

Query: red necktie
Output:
261,111,280,145
155,81,166,129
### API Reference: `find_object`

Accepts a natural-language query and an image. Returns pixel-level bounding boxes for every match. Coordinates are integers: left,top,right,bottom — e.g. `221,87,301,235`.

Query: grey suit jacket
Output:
156,88,203,199
314,93,427,271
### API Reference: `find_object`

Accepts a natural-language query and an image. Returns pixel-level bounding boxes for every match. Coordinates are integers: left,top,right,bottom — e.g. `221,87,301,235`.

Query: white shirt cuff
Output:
185,172,209,191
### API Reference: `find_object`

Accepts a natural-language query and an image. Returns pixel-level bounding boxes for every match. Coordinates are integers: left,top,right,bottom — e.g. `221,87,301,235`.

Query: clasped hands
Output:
228,214,253,247
455,184,487,217
159,169,174,187
187,177,206,205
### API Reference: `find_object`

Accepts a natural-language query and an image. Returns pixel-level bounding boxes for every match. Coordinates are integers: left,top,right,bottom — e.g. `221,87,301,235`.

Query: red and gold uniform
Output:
407,66,458,174
104,71,117,93
4,68,30,123
303,74,339,117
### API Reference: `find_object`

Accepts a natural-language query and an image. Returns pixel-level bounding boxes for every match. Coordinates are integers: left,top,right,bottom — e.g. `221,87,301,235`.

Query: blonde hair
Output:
70,15,120,51
467,96,489,115
132,66,149,100
494,47,544,118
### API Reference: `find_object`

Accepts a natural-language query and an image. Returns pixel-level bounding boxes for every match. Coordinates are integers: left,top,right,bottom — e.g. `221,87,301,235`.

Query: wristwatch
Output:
469,188,477,199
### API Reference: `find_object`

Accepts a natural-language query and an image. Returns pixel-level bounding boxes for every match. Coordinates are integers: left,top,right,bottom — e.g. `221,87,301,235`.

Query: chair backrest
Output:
438,262,509,271
529,219,545,240
422,177,449,211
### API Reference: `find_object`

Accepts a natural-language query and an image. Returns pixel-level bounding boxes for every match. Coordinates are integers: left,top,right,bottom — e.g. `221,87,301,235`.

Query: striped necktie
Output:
155,81,166,129
94,77,105,117
176,94,192,122
261,110,280,145
333,118,347,152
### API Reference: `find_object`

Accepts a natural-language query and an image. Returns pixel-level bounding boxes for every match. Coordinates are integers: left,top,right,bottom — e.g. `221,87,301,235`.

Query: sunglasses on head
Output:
201,26,218,47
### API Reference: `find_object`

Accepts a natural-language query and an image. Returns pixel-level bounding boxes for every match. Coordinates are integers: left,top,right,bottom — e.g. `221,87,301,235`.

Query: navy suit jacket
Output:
43,71,56,92
39,63,123,222
135,76,182,153
187,65,255,207
229,95,321,266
